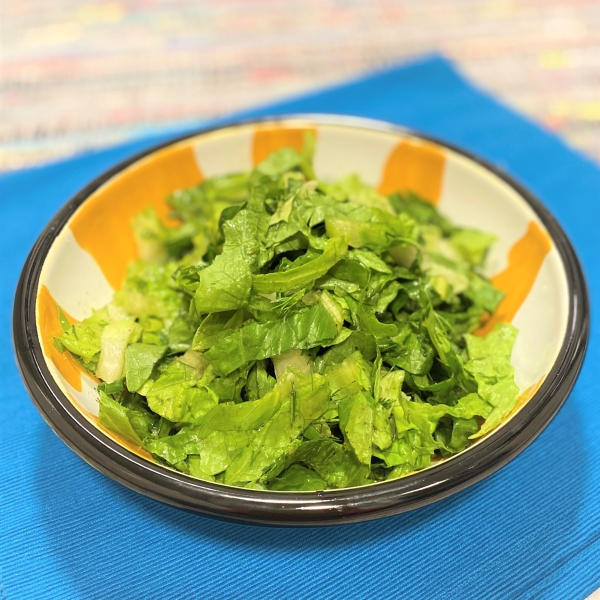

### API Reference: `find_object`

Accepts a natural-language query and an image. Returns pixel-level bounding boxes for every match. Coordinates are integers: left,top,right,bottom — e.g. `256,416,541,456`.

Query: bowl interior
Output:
36,117,569,465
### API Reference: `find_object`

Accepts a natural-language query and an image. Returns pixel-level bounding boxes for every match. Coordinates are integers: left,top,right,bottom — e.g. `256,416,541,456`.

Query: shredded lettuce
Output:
54,137,520,491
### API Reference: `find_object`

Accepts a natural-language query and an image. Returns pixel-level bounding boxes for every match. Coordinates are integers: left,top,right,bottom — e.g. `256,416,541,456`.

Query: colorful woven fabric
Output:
1,56,598,599
4,1,600,170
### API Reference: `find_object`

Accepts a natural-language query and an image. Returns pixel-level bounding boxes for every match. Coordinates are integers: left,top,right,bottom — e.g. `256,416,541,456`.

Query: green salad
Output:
55,137,520,491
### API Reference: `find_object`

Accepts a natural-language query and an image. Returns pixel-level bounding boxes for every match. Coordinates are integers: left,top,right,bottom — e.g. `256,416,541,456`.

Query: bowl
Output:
13,115,589,526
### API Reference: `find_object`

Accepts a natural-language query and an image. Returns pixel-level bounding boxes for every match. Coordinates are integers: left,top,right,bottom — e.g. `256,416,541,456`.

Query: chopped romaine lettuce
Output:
54,138,520,491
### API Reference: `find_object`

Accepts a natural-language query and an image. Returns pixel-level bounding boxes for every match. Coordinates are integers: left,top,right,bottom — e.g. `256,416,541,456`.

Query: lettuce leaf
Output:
253,237,347,293
268,464,327,491
465,323,520,438
285,440,370,489
146,361,218,423
124,343,167,392
223,375,330,485
98,391,144,445
338,392,375,465
205,304,339,376
193,196,271,314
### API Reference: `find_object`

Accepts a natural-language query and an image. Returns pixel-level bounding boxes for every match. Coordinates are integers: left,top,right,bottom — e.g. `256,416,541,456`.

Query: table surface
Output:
3,0,600,170
2,55,600,600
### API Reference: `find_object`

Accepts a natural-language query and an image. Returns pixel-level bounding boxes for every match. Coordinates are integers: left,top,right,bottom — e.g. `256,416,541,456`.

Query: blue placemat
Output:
1,55,598,600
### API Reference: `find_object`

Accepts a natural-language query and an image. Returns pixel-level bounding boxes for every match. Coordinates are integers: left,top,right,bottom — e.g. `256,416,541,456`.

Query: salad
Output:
55,137,520,491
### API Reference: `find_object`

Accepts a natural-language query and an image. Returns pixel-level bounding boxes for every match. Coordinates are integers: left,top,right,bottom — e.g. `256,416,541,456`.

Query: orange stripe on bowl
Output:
476,221,552,336
378,139,446,203
38,285,85,391
252,125,316,165
69,144,203,290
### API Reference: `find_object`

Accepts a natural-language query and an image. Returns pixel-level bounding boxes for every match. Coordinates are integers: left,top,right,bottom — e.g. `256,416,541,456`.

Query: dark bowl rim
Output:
13,113,590,527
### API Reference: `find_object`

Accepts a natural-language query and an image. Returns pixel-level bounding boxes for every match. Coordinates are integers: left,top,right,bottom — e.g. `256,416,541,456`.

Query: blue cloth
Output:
1,55,598,600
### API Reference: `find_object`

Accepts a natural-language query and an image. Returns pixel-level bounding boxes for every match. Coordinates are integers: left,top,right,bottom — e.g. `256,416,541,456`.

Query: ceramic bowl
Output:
13,115,589,526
